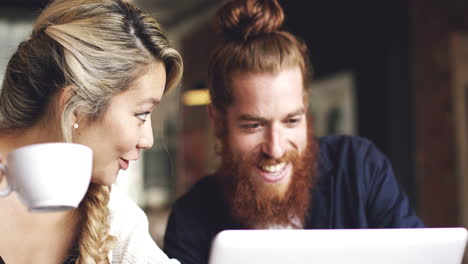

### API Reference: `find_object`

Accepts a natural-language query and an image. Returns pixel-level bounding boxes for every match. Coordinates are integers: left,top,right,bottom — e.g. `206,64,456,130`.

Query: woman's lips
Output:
118,158,129,170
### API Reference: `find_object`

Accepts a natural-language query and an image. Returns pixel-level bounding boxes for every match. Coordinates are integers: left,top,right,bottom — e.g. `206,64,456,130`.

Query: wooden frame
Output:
309,71,357,136
450,33,468,227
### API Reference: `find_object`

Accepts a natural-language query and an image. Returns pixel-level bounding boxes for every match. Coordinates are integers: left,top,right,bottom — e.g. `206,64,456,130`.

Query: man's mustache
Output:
255,151,300,168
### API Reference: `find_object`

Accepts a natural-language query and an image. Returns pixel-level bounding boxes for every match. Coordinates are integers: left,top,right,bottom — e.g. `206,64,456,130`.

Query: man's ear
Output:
208,104,223,139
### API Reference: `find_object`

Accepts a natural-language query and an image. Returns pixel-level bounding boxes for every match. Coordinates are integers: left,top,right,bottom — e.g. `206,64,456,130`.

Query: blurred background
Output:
1,0,468,248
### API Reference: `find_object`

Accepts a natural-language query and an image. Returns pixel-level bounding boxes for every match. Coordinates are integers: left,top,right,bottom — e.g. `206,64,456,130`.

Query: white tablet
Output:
208,228,467,264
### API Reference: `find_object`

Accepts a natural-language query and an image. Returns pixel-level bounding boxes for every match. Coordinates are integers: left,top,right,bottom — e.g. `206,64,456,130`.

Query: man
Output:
164,0,424,263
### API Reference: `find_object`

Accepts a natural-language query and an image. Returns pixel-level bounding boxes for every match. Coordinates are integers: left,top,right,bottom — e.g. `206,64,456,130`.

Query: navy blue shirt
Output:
164,135,424,264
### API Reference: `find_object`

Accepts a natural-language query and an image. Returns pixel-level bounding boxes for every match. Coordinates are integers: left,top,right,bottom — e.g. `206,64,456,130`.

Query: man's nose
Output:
262,124,286,159
137,121,154,150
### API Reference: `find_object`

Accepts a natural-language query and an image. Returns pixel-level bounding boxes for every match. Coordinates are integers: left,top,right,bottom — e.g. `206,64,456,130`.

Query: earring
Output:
73,123,79,129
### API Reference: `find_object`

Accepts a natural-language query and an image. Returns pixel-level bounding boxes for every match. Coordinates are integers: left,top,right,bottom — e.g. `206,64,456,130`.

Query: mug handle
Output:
0,164,11,197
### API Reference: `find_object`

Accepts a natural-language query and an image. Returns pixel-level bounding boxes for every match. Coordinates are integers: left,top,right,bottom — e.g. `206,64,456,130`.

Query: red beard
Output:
217,121,318,229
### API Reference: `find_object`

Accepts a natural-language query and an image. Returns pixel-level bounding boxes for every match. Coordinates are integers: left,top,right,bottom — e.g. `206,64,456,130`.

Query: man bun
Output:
215,0,284,41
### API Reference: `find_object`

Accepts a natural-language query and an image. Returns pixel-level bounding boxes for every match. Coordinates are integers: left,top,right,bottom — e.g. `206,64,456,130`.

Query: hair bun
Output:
216,0,284,41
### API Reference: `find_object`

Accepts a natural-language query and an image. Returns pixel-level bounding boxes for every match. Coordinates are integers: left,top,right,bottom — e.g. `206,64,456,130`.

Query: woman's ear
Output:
57,85,78,125
57,86,74,109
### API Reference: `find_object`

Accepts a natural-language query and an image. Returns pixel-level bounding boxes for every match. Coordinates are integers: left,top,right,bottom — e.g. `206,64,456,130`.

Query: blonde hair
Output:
0,0,183,263
208,0,311,113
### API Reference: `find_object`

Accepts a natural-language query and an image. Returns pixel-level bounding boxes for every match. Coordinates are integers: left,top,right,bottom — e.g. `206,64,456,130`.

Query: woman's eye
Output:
136,112,151,122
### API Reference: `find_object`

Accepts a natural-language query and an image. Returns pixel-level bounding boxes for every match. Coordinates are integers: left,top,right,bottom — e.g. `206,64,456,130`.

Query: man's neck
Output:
257,215,304,230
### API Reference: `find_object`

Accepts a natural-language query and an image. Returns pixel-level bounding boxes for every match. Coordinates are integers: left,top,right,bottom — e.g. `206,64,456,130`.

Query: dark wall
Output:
280,1,417,207
0,0,50,9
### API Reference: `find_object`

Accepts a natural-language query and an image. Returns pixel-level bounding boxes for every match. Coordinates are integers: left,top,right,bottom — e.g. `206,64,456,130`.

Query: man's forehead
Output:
230,67,303,83
229,104,306,120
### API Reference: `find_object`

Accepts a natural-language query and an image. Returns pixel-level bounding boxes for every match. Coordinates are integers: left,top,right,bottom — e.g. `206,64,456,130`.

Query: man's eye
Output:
285,117,301,126
288,118,299,124
136,112,151,122
241,123,260,130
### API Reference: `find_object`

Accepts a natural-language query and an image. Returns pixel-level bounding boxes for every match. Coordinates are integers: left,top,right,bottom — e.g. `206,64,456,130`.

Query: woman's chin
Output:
90,170,117,186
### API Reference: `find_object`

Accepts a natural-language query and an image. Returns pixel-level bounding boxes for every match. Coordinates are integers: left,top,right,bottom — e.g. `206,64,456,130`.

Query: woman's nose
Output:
137,121,154,150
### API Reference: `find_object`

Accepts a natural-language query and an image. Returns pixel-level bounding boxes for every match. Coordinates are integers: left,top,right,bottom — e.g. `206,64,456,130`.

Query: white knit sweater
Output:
107,186,180,264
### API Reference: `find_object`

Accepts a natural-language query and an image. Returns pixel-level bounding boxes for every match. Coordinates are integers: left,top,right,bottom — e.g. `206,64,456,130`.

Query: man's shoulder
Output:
316,134,391,187
318,134,377,160
173,175,222,211
167,175,229,234
318,134,374,150
316,134,387,177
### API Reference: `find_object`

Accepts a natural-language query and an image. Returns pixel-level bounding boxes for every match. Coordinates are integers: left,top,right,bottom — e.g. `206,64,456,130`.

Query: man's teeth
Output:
261,162,286,173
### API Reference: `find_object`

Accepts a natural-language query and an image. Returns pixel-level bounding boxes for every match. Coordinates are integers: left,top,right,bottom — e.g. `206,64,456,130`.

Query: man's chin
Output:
221,148,315,228
256,176,291,198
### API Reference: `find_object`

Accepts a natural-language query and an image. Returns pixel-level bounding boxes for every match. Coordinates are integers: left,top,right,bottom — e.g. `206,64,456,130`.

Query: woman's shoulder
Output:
108,185,147,229
107,185,179,264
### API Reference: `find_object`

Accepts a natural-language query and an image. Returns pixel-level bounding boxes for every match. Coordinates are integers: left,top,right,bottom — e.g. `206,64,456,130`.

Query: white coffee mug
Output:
0,142,93,211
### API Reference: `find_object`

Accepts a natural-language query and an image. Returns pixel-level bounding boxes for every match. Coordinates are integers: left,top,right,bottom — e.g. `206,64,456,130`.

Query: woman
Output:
0,0,182,263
